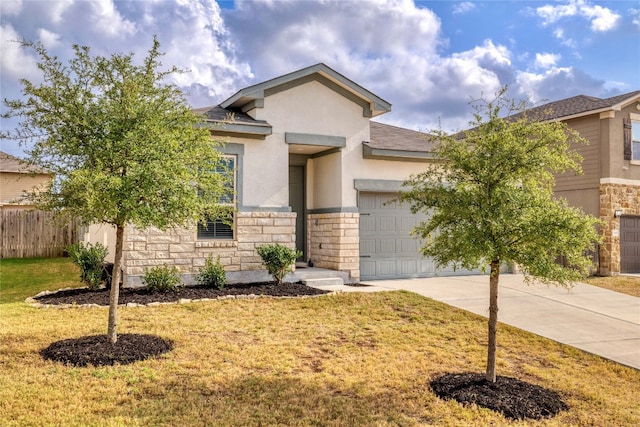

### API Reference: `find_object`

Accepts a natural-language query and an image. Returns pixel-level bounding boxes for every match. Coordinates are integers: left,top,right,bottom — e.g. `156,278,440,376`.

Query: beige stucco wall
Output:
259,80,372,210
342,155,432,207
308,152,342,210
82,224,117,263
0,172,50,206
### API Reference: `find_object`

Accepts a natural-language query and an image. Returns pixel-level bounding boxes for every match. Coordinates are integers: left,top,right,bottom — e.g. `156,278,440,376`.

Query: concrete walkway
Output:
350,274,640,370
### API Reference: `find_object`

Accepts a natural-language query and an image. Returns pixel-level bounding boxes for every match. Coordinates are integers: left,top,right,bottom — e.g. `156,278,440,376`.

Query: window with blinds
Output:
197,155,236,240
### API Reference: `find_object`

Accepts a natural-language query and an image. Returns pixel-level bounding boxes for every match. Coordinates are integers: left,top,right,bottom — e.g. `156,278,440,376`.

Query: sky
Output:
1,0,639,158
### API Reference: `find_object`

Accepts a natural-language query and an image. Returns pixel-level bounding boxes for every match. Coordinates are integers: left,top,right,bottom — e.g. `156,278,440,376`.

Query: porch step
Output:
302,277,345,289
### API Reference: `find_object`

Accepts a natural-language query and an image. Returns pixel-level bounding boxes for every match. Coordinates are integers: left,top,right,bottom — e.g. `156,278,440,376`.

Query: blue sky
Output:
1,0,639,158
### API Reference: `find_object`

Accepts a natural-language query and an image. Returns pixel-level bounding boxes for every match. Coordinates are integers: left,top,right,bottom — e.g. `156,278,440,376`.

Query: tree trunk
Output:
107,224,125,344
486,259,500,382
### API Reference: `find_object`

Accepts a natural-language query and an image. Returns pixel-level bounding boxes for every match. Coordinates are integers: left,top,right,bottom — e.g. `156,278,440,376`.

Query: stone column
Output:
307,212,360,281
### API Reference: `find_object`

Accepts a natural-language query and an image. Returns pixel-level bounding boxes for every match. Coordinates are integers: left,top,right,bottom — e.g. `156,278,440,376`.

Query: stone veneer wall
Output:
599,182,640,275
307,212,359,282
122,211,297,286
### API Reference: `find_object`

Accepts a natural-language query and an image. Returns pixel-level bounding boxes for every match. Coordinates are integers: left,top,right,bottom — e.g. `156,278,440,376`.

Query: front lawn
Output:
1,289,638,425
0,257,82,304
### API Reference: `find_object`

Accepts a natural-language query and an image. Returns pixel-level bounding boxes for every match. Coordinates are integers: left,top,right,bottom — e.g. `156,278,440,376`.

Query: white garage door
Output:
359,192,479,280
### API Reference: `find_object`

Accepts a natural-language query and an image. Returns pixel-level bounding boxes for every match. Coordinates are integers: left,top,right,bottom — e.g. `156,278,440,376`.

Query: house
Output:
524,91,640,274
93,64,639,286
115,63,481,286
0,151,51,209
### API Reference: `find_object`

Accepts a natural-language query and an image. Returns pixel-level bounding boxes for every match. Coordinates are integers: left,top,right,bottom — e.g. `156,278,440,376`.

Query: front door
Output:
289,166,306,261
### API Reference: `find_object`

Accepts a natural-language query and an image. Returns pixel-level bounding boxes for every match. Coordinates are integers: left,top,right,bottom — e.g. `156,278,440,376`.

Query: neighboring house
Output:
0,151,51,209
524,91,640,274
114,63,480,286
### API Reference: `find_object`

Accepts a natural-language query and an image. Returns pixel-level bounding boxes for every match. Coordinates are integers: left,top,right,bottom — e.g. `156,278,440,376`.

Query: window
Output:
632,120,640,161
197,155,236,240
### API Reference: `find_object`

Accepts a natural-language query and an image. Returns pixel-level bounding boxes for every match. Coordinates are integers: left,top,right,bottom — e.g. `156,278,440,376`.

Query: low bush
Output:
66,242,109,291
196,255,227,289
256,243,302,284
143,264,182,293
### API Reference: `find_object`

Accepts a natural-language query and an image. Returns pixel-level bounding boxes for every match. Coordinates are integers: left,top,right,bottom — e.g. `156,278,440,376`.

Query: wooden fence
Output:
0,209,80,258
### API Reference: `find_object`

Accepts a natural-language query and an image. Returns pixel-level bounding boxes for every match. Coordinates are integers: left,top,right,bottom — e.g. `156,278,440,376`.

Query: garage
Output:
358,192,479,280
620,215,640,274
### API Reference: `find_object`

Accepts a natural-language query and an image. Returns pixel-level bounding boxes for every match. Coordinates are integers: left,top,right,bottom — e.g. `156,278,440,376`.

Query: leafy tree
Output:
399,89,601,382
2,38,229,344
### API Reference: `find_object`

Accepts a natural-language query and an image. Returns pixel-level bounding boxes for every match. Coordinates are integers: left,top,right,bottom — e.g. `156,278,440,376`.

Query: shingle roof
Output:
0,151,48,174
368,121,436,153
524,90,640,121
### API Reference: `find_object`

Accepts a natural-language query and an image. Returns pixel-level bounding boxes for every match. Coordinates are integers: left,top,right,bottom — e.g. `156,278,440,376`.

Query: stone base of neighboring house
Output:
307,212,360,282
599,181,640,275
122,211,297,287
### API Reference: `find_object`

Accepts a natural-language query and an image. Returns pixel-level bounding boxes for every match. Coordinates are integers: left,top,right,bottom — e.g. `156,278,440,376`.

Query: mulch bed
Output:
33,281,330,306
40,334,173,367
430,372,569,420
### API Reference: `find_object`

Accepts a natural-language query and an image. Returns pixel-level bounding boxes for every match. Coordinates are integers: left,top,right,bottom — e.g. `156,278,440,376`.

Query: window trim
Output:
630,113,640,164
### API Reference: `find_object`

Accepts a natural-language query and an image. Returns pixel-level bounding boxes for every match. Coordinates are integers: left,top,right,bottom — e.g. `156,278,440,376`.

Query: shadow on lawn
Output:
108,374,433,426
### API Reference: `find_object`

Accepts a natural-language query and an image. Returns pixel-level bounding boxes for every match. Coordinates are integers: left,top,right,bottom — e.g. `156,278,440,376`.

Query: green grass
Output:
1,259,639,426
0,257,82,303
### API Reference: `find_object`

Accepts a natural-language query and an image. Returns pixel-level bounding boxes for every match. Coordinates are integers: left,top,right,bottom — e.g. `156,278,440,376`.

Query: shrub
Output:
143,264,182,293
196,255,227,289
256,243,302,284
66,242,109,291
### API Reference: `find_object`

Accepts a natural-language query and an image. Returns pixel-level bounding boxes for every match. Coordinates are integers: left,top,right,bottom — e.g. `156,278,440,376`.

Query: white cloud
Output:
0,24,40,83
37,28,61,49
535,52,561,69
48,0,75,24
536,1,578,25
84,0,137,37
629,8,640,30
516,66,605,104
223,0,442,78
453,2,476,15
581,3,620,32
536,0,620,32
0,0,627,140
0,0,23,16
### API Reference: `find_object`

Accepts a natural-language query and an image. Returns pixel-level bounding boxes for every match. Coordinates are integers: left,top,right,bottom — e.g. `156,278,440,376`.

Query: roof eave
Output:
362,143,442,163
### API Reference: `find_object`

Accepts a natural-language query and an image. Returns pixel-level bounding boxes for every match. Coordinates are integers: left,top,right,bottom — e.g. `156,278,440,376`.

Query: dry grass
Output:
1,290,639,426
585,275,640,297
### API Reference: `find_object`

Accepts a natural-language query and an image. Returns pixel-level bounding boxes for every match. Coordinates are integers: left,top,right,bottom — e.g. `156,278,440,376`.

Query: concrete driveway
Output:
360,274,640,370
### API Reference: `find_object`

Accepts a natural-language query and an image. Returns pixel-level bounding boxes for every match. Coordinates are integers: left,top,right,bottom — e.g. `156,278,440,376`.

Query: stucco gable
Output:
220,63,391,118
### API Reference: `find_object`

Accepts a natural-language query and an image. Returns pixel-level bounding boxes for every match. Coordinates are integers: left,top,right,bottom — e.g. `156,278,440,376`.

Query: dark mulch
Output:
430,372,569,420
34,281,330,306
40,334,173,367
